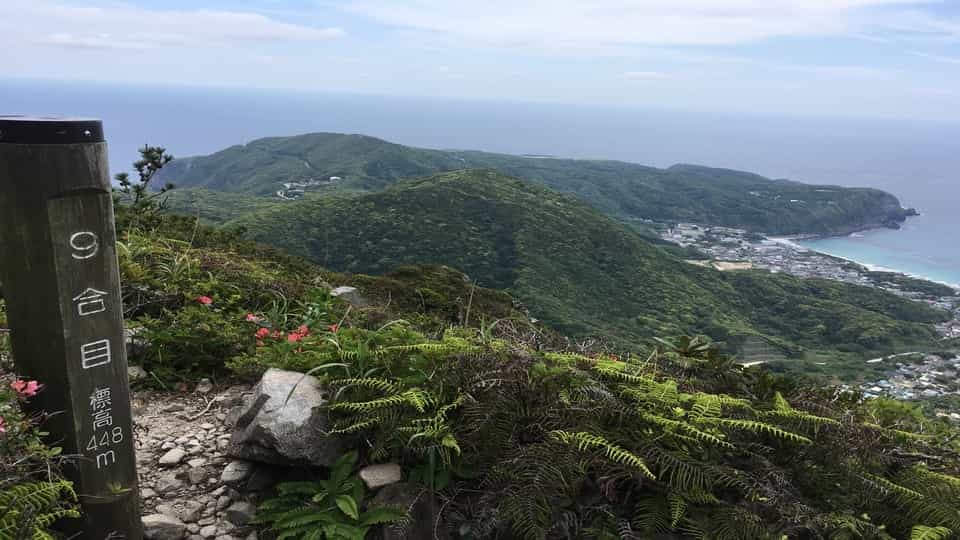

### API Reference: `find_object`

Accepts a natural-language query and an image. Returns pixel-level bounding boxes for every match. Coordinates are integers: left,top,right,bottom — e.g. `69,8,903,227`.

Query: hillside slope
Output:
8,202,954,540
227,169,944,359
159,132,914,235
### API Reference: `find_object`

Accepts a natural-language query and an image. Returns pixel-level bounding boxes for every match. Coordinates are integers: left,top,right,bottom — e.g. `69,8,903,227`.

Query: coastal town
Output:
855,352,960,423
857,352,959,399
659,222,960,339
659,222,960,418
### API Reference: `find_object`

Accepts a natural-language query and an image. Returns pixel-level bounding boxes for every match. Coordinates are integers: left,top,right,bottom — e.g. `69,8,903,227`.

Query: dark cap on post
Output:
0,116,104,144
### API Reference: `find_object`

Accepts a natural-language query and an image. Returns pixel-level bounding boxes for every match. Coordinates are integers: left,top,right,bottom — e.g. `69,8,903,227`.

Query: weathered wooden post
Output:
0,117,142,538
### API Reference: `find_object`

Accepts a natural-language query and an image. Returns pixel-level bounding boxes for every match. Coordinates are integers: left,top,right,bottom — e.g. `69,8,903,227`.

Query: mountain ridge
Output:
159,132,915,236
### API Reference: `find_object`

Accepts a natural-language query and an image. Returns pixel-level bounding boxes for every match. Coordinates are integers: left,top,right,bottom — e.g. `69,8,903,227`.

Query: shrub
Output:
245,321,960,539
139,300,250,382
0,378,80,538
256,451,407,540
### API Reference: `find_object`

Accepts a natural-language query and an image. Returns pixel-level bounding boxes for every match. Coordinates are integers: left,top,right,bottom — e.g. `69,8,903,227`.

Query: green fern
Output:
257,452,408,540
0,480,80,540
910,525,953,540
703,417,812,444
761,392,841,427
550,430,655,479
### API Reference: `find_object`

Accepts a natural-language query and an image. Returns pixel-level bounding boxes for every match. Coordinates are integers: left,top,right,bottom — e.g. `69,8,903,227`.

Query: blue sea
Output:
2,79,958,285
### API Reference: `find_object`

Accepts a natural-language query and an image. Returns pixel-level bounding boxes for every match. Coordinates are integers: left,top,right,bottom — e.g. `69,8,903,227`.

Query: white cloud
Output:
912,51,960,64
1,1,344,51
344,0,934,47
40,32,149,50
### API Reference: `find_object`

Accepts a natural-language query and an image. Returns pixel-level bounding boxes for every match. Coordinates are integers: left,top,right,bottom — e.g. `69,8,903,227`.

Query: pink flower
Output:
245,313,260,322
328,324,340,334
11,379,41,398
196,296,213,305
255,328,270,339
0,416,6,433
287,332,303,343
296,325,310,336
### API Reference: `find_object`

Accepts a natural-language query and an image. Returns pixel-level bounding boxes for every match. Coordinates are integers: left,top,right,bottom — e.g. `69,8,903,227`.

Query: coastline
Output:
780,236,960,291
770,227,960,291
803,244,959,290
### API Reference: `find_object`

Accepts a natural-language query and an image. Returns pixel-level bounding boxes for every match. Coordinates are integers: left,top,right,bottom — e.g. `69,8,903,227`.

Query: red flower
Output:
196,296,213,305
245,313,261,322
296,325,310,336
287,332,303,343
11,379,41,398
328,324,340,333
255,328,270,339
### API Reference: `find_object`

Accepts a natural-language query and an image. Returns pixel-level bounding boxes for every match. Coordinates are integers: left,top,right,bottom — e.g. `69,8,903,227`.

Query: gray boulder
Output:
331,286,368,307
359,463,402,490
220,460,253,485
226,368,342,467
143,513,187,540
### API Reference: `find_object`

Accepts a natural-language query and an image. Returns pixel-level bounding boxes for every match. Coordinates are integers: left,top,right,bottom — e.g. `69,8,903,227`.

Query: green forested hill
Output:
225,169,944,359
159,132,913,235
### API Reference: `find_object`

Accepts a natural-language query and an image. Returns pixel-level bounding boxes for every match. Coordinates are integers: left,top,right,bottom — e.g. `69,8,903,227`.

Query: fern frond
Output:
911,525,953,540
330,377,400,394
668,493,687,528
550,430,655,479
704,417,812,444
641,413,733,448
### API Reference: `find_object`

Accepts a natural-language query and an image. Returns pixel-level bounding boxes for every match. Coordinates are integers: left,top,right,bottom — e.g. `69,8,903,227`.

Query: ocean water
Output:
2,79,958,284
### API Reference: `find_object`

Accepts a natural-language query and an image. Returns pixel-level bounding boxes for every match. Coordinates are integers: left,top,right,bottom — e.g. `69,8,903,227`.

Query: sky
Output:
2,0,960,121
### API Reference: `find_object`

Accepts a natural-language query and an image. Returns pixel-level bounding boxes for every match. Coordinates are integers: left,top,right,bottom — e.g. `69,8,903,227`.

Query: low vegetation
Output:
0,375,79,540
109,209,960,538
3,198,958,539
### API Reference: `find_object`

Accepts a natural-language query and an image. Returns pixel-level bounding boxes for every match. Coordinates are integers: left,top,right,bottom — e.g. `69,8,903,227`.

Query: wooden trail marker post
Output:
0,117,142,538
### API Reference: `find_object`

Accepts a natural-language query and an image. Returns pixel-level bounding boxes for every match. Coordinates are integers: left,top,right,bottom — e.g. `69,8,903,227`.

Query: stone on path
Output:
188,467,209,485
220,460,253,485
159,447,187,467
196,378,214,394
156,472,185,494
143,513,187,540
180,500,205,523
226,368,342,467
225,501,257,526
